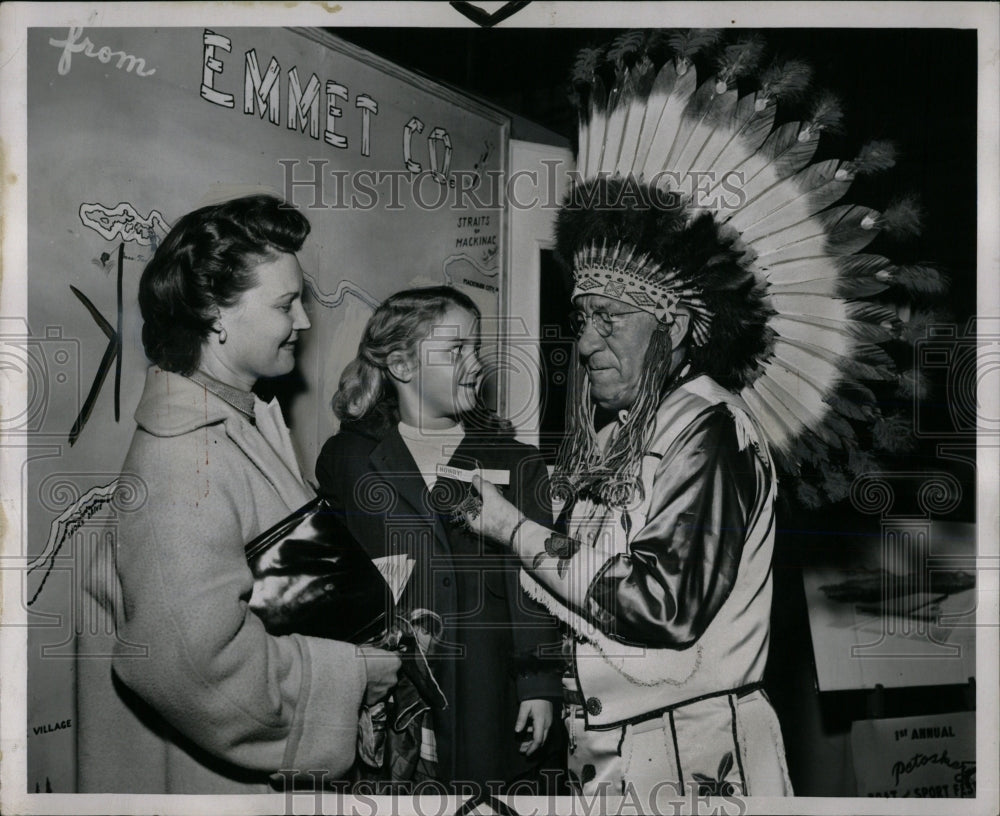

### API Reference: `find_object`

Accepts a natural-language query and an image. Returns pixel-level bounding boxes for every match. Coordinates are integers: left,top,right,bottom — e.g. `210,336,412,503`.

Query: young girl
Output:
316,286,563,791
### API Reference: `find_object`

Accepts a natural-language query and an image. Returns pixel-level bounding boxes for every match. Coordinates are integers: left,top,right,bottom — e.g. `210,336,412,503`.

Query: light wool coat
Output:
77,367,367,793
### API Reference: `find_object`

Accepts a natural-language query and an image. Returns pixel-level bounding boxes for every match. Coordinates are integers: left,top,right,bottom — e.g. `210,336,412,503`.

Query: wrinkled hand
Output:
460,473,523,546
515,699,554,756
358,645,401,706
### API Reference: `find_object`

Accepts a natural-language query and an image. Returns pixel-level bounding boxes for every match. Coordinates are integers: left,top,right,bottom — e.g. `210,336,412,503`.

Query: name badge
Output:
435,464,510,486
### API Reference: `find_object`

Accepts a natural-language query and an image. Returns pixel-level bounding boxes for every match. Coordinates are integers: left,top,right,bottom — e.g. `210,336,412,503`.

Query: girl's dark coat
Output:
316,419,564,788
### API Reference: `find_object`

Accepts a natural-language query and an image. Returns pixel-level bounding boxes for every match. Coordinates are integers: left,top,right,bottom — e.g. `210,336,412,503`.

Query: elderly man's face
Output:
573,294,660,412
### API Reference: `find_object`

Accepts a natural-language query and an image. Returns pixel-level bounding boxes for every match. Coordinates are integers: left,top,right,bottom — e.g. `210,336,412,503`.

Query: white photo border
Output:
1,3,997,815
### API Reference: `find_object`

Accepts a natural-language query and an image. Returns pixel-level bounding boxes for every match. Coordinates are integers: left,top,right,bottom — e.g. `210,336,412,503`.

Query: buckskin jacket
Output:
76,368,367,793
518,374,792,797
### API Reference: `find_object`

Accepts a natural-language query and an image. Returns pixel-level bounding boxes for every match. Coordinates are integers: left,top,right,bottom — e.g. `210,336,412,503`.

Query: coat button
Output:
586,697,602,716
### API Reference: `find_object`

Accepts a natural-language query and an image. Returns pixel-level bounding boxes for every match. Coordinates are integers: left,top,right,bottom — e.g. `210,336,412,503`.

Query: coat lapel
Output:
133,367,313,514
224,418,313,512
368,428,452,556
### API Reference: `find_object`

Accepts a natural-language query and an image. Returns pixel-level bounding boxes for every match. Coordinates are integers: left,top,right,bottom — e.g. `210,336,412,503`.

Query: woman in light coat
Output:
78,194,399,793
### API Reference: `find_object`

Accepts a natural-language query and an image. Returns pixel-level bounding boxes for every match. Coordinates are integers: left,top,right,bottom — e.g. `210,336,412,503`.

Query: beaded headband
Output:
570,241,712,346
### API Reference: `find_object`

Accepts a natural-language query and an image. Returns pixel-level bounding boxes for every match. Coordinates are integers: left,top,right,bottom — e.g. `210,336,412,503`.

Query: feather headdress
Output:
556,29,944,507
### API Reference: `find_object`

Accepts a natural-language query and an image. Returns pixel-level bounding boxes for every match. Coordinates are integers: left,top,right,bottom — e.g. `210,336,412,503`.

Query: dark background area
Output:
331,26,976,303
333,27,977,296
330,26,981,795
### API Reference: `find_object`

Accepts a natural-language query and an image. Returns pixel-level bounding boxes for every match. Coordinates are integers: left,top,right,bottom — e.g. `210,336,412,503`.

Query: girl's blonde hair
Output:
333,286,507,433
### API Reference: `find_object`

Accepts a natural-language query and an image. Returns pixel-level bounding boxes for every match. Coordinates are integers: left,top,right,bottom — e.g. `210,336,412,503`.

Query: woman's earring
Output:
218,327,228,344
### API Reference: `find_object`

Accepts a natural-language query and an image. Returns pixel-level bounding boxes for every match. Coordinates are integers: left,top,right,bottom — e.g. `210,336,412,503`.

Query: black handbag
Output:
245,496,446,711
246,497,392,644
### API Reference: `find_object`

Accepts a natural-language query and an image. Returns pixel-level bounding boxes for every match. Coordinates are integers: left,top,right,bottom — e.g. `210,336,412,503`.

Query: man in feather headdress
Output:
464,175,792,801
462,26,935,800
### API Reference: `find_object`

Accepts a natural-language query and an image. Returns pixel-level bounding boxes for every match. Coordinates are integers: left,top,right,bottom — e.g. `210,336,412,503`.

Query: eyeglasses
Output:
568,308,644,338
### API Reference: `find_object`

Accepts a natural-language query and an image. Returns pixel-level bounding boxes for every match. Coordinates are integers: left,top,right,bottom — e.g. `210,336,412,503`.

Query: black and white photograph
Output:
1,3,997,815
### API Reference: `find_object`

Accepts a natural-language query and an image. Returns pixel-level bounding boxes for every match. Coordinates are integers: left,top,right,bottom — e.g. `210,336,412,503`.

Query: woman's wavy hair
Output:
333,286,510,436
138,194,311,374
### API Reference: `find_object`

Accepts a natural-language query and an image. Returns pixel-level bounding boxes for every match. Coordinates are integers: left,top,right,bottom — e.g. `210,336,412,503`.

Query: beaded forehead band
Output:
571,240,713,346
